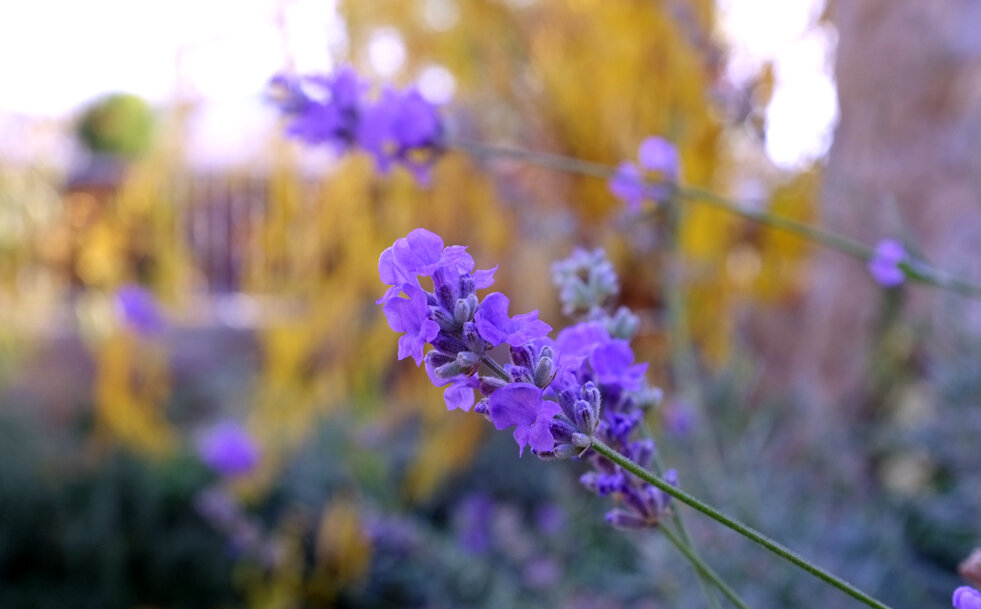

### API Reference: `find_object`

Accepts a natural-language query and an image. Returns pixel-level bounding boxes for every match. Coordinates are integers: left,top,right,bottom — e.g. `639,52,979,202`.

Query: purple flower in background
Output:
609,135,679,210
383,284,440,365
608,162,647,211
270,67,366,152
115,284,165,337
488,383,561,457
271,68,444,182
638,136,679,179
198,422,261,477
867,239,908,287
474,292,552,347
454,493,495,554
954,586,981,609
359,87,443,181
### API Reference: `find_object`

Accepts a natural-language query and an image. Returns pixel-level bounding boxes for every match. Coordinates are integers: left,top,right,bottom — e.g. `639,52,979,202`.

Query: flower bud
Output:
573,399,598,435
580,382,602,412
571,432,592,448
424,350,455,369
478,375,507,395
548,418,577,444
605,306,640,339
533,356,554,388
454,297,475,325
435,351,479,378
431,333,467,354
509,366,533,384
605,509,653,530
510,345,534,370
431,307,458,331
463,321,485,353
456,350,480,370
458,273,476,298
552,443,582,459
473,398,492,421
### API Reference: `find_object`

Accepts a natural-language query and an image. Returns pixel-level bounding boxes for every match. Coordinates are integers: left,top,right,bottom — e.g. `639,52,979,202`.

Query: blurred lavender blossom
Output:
867,239,908,287
115,284,166,337
609,136,679,210
197,421,261,478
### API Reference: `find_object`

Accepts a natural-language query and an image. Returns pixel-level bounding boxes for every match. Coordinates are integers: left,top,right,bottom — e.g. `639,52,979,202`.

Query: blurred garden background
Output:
1,0,980,607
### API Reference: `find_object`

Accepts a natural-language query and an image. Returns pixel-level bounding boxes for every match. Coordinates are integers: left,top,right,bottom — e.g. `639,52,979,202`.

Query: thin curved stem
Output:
590,440,893,609
449,138,981,298
661,524,753,609
480,353,510,381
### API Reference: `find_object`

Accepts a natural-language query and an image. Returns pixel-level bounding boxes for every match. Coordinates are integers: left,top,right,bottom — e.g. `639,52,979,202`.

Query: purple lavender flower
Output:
383,284,440,365
474,292,552,347
487,383,562,457
954,586,981,609
359,87,443,181
609,136,679,210
271,68,444,182
378,228,495,305
198,422,261,477
867,239,908,287
453,493,495,554
270,67,366,152
115,284,165,337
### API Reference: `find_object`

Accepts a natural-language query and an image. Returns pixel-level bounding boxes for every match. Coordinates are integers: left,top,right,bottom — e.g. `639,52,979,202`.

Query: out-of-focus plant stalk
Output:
450,139,981,298
590,439,895,609
660,524,751,609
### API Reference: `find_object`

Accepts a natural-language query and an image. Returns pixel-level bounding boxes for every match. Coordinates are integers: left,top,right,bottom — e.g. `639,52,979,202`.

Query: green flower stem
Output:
449,138,981,298
660,524,752,609
590,439,893,609
480,354,511,381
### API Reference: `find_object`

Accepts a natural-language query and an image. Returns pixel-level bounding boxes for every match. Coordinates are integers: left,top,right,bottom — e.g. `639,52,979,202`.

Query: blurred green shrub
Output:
0,413,235,609
76,93,154,158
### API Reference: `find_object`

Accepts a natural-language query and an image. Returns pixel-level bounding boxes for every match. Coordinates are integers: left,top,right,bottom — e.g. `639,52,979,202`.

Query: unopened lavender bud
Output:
456,350,480,369
458,273,476,298
432,307,458,331
436,284,455,312
454,297,475,325
548,418,577,443
510,345,534,370
605,509,652,530
557,388,578,421
539,345,554,361
509,366,533,384
533,356,554,388
574,399,597,434
633,385,664,409
580,382,602,412
435,351,479,378
431,333,467,354
606,306,640,339
571,432,592,448
630,438,656,468
424,350,455,369
579,472,600,493
478,375,507,395
473,398,492,421
552,443,582,459
463,321,485,353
